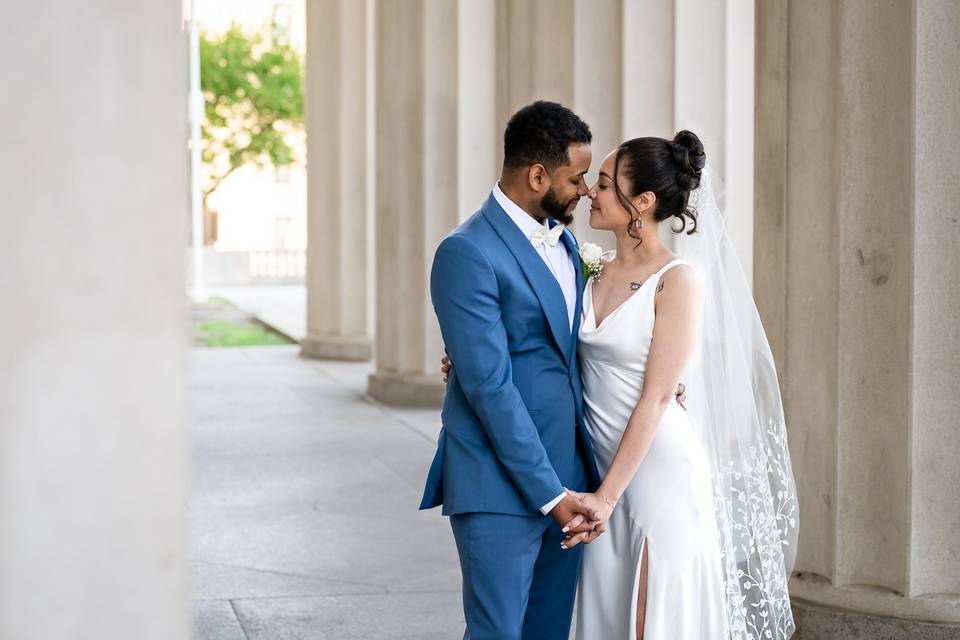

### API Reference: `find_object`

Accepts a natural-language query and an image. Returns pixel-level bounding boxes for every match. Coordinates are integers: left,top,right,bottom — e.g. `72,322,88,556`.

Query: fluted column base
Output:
790,574,960,639
367,371,444,407
793,598,960,640
300,334,373,362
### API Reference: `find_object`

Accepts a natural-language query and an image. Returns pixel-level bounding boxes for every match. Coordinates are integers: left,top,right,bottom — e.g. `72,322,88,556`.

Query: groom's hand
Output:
550,495,598,535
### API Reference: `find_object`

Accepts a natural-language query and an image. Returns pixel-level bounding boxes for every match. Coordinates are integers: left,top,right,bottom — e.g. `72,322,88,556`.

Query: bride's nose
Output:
587,183,598,200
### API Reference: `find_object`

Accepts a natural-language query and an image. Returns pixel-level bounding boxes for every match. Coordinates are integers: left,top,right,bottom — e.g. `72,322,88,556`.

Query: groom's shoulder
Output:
441,208,496,246
433,210,501,276
457,207,493,235
435,215,485,259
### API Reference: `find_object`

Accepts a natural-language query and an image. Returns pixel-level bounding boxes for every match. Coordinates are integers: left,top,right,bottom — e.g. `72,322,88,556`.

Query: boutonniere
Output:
578,242,605,281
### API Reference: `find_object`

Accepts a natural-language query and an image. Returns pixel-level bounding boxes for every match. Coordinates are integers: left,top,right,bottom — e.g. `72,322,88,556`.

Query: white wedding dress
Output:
574,258,728,640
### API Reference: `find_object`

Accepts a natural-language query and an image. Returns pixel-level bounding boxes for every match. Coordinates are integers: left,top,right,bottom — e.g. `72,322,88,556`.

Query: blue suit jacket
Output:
419,193,602,516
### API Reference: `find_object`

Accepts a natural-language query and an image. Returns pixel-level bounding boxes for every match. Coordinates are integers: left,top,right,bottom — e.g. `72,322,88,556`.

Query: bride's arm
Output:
596,264,701,505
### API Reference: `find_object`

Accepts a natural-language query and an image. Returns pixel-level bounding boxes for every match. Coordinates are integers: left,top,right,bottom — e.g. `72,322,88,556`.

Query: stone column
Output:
571,0,621,247
495,0,574,130
910,0,960,611
621,0,677,255
458,0,498,219
367,0,498,406
621,0,674,140
755,0,960,635
0,3,189,639
301,0,373,361
620,0,755,271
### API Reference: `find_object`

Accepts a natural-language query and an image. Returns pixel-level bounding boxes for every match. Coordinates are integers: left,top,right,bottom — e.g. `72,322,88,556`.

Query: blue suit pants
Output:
450,512,582,640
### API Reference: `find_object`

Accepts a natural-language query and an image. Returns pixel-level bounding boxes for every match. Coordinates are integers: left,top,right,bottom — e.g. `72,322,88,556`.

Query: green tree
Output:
199,23,304,216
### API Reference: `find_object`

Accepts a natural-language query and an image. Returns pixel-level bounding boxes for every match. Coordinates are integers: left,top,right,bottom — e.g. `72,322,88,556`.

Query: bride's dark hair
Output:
611,130,706,243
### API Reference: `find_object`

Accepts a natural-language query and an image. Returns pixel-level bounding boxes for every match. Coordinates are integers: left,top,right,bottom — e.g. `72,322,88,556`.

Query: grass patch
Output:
195,319,295,347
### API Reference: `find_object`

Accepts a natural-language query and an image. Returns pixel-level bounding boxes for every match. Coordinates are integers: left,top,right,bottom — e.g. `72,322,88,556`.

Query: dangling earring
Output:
632,217,645,230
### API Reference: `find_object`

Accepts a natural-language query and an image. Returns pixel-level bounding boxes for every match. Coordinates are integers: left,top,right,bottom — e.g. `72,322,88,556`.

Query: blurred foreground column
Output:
301,0,373,361
0,3,189,640
368,0,496,406
755,0,960,636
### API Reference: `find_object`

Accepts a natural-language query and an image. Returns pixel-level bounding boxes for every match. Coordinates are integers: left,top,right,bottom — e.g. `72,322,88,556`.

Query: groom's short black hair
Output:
503,101,592,171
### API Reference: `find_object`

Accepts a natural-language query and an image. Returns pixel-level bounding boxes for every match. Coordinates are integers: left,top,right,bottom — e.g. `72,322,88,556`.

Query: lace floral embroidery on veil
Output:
712,417,798,640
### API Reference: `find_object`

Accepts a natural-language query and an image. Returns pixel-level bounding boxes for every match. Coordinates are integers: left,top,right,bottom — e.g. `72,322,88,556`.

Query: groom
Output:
419,101,602,639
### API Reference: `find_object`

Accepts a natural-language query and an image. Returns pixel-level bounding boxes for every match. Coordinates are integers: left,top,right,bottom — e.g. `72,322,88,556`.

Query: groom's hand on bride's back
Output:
443,355,686,408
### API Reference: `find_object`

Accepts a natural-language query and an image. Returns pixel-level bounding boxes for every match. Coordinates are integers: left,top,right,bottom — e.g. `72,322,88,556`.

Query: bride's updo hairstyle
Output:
612,130,706,242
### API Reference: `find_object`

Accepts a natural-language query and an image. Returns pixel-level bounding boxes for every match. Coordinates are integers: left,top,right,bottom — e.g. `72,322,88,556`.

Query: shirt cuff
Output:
540,492,566,515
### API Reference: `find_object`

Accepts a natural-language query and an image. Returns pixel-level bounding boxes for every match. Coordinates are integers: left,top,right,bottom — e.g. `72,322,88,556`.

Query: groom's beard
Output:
541,187,578,226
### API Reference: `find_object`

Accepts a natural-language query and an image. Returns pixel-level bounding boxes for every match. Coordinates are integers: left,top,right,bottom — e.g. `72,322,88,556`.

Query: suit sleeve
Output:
431,235,564,512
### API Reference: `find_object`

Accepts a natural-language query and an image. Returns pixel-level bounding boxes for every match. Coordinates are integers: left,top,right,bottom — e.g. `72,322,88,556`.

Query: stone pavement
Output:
189,345,463,639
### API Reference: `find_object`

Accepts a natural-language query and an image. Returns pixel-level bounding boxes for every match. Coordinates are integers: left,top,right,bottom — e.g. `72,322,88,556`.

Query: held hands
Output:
549,492,600,544
559,489,616,549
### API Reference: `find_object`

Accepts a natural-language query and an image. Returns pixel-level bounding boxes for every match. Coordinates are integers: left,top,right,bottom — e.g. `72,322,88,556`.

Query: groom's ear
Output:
527,163,548,193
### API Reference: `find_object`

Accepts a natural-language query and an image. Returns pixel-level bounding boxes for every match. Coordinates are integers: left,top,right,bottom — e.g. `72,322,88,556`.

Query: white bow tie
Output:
531,224,565,248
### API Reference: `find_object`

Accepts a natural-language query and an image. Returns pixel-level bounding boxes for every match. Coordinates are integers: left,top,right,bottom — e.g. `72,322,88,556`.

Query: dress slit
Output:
628,536,651,640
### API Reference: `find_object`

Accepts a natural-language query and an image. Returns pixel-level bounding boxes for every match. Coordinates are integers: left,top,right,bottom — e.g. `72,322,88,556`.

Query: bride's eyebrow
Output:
598,172,613,182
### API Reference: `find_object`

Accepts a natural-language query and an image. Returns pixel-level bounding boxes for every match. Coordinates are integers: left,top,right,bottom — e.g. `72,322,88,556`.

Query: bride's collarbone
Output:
592,259,675,322
595,262,658,296
592,270,646,322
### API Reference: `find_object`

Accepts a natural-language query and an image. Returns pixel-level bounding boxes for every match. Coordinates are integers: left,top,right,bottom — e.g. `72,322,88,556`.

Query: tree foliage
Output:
199,23,304,209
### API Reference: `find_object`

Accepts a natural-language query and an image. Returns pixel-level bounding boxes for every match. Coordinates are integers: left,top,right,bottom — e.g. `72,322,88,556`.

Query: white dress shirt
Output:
493,183,574,515
493,183,577,328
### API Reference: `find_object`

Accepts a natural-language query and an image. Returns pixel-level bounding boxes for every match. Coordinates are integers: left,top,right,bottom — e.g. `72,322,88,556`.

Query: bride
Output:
560,131,798,639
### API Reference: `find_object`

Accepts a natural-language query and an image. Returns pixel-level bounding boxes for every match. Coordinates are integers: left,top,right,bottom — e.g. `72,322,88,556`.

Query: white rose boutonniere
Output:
578,242,605,281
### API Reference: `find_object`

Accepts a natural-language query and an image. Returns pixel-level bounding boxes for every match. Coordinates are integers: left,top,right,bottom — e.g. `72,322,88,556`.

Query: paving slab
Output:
189,346,462,639
193,600,249,640
231,592,465,640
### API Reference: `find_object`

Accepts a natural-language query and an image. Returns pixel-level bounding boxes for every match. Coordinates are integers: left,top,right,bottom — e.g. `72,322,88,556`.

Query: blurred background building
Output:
2,1,958,639
177,0,310,306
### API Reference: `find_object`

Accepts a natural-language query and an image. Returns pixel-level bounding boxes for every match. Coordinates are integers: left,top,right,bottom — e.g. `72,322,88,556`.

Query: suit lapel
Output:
561,228,584,363
482,195,572,366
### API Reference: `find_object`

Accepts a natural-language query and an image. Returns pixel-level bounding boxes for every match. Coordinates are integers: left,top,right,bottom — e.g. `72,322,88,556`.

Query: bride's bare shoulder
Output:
656,260,699,296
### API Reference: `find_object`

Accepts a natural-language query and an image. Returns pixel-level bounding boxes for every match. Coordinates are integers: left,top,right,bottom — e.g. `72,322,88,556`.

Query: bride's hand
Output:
562,521,606,549
560,489,616,549
565,489,615,523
